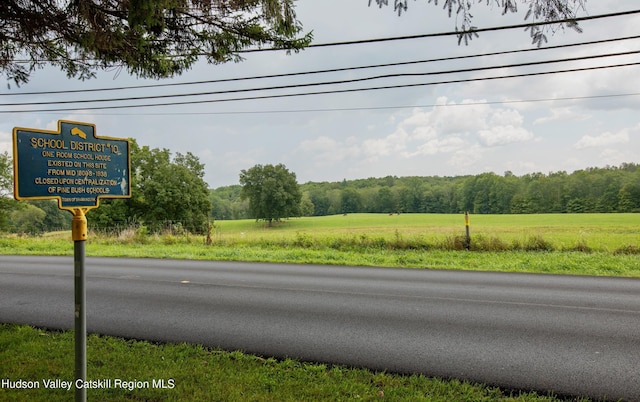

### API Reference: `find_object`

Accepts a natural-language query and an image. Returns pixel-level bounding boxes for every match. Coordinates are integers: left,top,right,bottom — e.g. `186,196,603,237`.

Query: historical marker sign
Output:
13,120,131,211
12,119,130,401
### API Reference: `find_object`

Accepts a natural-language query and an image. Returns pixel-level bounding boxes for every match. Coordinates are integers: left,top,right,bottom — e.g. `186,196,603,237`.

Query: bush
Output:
162,234,179,245
293,232,315,248
135,225,149,243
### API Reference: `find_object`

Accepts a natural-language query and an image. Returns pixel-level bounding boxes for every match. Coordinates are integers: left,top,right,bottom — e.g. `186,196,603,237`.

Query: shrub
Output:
135,225,149,243
162,234,179,245
293,232,315,248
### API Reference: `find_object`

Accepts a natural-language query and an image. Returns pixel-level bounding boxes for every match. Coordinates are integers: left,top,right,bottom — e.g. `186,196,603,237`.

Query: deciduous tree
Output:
239,163,301,224
618,182,640,212
210,163,640,217
340,188,363,214
28,200,72,232
10,204,46,235
90,139,212,233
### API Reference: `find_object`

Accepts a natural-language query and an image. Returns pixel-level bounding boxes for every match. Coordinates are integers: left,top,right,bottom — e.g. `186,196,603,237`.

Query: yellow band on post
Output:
72,209,88,241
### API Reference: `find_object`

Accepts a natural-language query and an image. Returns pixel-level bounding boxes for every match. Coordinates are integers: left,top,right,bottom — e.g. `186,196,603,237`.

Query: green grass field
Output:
4,213,637,276
10,212,639,251
209,213,639,252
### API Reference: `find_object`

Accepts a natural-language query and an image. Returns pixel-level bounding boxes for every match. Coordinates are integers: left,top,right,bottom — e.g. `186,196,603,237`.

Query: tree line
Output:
210,163,640,220
2,144,638,236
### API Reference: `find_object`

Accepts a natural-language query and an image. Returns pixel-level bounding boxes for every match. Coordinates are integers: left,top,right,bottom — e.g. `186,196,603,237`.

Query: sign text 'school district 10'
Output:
13,120,131,210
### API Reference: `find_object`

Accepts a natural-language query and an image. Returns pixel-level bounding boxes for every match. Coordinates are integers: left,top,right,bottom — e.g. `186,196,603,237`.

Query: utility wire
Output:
68,92,640,116
242,9,640,51
3,61,638,113
9,9,638,63
2,50,638,107
4,34,639,97
3,10,638,113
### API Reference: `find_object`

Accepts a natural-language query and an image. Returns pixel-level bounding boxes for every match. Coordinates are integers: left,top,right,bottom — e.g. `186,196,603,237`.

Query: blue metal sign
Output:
13,120,131,210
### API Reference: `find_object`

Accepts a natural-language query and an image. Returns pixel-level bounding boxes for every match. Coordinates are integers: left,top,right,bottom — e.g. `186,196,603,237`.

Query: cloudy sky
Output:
2,0,640,188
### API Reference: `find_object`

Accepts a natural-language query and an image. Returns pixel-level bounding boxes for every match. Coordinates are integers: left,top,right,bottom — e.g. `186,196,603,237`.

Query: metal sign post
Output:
72,209,88,402
13,120,131,402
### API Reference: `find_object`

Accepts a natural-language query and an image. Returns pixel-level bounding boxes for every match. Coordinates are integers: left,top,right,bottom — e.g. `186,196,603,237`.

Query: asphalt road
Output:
1,255,639,400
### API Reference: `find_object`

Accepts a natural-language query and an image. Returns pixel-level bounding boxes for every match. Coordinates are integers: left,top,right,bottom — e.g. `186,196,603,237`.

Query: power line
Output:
3,34,639,97
3,9,638,113
2,49,638,107
3,10,640,85
63,92,640,116
242,9,640,51
3,61,638,113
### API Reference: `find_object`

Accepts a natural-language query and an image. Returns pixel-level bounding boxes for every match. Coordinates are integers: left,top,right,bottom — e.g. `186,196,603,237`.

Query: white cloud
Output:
476,109,533,146
407,137,467,157
534,108,590,125
380,97,534,156
575,131,630,149
423,98,491,135
488,109,523,127
477,126,534,147
362,130,408,157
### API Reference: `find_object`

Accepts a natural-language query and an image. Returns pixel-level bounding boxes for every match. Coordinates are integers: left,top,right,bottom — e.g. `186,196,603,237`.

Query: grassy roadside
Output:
0,324,584,402
1,235,638,277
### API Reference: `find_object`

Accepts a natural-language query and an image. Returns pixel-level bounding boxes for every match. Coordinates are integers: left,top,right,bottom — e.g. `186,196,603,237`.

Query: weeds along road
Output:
1,256,639,400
